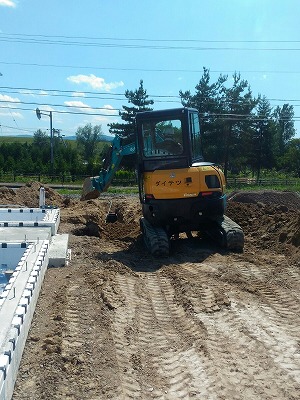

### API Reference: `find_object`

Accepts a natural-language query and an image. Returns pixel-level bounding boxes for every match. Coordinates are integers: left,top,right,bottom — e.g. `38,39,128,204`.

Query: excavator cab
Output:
136,107,203,173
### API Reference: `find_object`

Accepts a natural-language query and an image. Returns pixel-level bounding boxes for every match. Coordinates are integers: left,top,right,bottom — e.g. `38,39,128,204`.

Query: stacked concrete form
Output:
0,201,69,400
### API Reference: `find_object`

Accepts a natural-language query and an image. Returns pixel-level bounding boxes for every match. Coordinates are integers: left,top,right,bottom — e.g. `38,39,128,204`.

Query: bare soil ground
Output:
1,183,300,399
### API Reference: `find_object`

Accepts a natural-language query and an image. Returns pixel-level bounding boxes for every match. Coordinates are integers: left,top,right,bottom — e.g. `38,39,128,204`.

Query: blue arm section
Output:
91,135,136,193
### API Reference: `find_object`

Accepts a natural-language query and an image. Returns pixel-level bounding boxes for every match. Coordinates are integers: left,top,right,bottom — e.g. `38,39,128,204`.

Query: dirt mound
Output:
59,189,300,264
0,186,19,205
0,182,66,208
59,195,141,241
227,191,300,264
229,190,300,211
1,186,299,262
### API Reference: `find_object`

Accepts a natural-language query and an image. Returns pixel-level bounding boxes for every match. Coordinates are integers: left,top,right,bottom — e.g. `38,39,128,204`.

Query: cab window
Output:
142,119,183,157
190,112,202,160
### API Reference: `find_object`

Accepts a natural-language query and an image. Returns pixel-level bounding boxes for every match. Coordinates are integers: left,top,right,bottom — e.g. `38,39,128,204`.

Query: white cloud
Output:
0,110,23,119
0,0,16,7
72,92,86,98
101,104,119,115
39,90,49,96
0,94,20,103
67,74,124,91
91,105,120,129
19,89,49,97
64,100,92,113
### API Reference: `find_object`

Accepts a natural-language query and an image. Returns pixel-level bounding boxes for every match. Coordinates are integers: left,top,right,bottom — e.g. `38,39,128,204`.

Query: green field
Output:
0,135,78,146
0,136,35,144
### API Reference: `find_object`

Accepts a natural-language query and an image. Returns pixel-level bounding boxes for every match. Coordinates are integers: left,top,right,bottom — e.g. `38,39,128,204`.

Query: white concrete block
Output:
48,234,69,267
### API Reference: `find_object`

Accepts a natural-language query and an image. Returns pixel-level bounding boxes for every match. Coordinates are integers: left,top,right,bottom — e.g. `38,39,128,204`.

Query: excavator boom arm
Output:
81,135,136,200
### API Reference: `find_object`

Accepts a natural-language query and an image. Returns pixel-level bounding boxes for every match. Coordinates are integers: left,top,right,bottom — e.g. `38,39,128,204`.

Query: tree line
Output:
108,69,300,179
0,68,299,179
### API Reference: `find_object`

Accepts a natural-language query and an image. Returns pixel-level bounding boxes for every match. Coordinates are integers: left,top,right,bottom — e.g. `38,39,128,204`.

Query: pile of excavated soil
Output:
1,185,299,263
0,182,66,208
227,191,300,264
228,189,300,211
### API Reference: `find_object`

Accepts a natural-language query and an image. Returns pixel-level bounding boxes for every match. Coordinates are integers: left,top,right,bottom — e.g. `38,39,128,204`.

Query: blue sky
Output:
0,0,300,138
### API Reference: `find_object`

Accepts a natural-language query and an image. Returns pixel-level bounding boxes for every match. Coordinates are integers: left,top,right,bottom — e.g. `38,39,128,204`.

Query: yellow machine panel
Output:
143,165,225,200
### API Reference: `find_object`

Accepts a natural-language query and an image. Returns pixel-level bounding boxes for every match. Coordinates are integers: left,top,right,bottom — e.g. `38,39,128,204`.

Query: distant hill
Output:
0,134,114,143
65,134,114,142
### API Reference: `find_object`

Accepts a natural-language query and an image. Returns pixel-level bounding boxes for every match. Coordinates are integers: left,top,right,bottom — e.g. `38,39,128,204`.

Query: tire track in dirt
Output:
112,271,211,399
161,258,300,398
156,274,214,399
56,283,91,399
109,275,143,399
51,258,124,399
233,299,300,384
198,298,300,398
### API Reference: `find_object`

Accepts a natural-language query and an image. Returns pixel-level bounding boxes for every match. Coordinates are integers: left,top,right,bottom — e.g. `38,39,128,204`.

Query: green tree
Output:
249,96,277,180
280,138,300,177
108,79,154,138
220,72,259,178
76,123,103,171
108,80,154,169
180,67,227,160
273,104,296,156
179,69,259,175
5,155,15,172
33,129,49,147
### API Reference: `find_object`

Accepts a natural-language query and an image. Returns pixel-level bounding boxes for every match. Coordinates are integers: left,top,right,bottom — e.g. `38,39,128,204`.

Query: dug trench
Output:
1,183,299,399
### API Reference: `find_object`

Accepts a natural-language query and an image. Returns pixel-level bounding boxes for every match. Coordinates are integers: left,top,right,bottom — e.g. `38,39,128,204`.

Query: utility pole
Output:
36,108,54,175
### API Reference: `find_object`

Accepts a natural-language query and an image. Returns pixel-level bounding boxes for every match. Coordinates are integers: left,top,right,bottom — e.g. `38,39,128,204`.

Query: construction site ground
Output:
1,183,299,400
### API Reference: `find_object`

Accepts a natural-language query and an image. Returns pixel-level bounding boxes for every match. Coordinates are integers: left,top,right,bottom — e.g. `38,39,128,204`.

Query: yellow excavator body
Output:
143,165,226,200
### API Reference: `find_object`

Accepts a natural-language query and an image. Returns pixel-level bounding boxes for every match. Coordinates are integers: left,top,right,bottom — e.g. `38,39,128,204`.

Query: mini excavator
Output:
81,107,244,256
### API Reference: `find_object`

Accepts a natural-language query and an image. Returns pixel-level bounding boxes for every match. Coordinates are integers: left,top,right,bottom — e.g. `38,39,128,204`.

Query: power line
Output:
0,85,125,97
0,98,123,112
1,104,300,122
2,94,300,116
0,123,33,133
2,60,300,75
2,32,300,46
0,89,179,103
1,35,300,51
0,85,178,99
4,33,300,43
0,105,120,116
3,85,300,105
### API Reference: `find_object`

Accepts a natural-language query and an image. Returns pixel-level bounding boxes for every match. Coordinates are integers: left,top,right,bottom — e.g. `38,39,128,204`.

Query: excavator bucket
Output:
106,212,118,223
81,177,100,201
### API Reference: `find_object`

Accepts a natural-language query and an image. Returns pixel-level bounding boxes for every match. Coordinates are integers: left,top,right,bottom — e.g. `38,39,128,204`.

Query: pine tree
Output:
108,80,154,139
220,72,259,178
251,96,276,180
273,103,296,156
179,67,227,161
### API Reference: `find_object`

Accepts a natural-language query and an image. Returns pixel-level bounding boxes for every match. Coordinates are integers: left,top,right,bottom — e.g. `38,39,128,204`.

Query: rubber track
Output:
140,217,170,257
203,216,244,252
218,216,244,251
